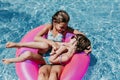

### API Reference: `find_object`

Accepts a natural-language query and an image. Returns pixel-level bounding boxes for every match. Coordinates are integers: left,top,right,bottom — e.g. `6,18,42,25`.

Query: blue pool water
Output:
0,0,120,80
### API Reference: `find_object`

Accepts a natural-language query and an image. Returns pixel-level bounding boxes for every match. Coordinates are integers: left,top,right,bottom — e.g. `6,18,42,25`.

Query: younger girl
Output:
38,34,92,80
49,34,91,64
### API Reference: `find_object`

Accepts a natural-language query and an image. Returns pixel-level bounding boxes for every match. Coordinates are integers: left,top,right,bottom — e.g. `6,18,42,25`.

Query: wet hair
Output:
75,34,91,52
52,10,70,24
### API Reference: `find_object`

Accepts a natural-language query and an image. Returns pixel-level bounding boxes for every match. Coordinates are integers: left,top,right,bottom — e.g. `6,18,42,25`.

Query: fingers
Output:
50,49,55,55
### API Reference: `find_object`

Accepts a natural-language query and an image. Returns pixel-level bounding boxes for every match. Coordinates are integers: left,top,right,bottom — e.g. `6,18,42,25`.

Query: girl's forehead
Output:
58,22,67,25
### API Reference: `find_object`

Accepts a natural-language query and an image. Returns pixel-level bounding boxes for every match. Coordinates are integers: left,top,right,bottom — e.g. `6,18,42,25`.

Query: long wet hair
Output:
51,10,70,29
75,34,91,52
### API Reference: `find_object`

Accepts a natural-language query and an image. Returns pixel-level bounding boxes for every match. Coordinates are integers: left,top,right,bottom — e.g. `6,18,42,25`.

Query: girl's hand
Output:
48,41,58,50
84,46,92,55
50,48,56,55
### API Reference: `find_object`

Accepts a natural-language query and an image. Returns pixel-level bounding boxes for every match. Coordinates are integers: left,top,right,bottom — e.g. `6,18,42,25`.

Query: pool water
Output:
0,0,120,80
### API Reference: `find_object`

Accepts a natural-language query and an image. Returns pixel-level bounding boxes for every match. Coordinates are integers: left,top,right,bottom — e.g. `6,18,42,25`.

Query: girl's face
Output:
70,35,77,44
54,22,68,33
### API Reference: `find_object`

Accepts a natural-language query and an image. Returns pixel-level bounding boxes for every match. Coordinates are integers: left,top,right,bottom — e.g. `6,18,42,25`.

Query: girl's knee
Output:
38,66,50,79
51,66,63,79
38,69,47,80
38,70,46,76
38,65,51,74
38,67,47,74
41,42,49,49
40,42,50,52
51,66,63,74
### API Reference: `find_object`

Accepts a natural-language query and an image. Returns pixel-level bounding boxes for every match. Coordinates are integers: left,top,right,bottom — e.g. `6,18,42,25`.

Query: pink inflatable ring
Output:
15,25,90,80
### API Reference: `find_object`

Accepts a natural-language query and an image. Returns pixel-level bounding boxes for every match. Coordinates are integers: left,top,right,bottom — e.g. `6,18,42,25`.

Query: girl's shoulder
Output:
44,23,52,30
67,26,84,35
65,26,74,33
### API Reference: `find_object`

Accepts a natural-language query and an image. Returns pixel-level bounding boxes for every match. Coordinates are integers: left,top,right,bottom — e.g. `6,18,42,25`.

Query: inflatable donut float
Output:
15,25,90,80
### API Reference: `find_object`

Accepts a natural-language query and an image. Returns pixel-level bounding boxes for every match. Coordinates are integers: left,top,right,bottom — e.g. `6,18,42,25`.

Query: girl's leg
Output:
49,65,63,80
2,51,45,64
38,65,52,80
6,42,50,50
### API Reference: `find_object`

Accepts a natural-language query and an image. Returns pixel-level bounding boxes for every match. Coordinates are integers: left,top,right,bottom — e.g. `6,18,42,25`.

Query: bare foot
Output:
2,59,12,64
6,42,17,48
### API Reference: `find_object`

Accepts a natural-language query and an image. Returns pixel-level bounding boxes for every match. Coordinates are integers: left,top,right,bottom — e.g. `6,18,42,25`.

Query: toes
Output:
2,59,9,64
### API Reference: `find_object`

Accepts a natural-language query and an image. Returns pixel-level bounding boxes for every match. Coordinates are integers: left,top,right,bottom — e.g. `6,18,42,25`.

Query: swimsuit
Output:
43,50,51,64
43,30,63,64
47,30,63,42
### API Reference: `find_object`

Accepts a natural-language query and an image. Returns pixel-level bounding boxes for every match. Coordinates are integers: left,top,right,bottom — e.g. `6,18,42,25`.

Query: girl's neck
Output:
51,28,59,37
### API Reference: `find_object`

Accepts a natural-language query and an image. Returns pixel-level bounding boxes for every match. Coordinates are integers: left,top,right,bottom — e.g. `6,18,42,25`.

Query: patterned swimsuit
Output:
43,30,63,64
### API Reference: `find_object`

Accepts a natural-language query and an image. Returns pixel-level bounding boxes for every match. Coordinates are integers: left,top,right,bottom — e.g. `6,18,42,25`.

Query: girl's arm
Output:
6,42,49,49
49,45,75,64
34,24,50,42
49,45,68,63
34,24,57,48
51,45,67,55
